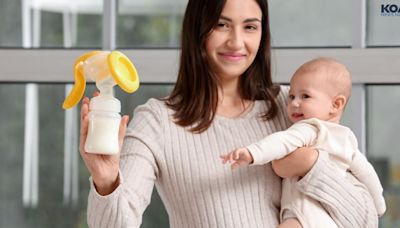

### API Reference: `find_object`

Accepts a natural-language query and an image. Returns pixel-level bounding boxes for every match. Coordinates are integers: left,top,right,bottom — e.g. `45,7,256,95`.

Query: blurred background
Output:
0,0,399,227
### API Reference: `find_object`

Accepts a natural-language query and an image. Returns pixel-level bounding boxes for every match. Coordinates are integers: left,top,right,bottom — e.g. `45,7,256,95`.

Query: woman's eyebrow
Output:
220,15,261,23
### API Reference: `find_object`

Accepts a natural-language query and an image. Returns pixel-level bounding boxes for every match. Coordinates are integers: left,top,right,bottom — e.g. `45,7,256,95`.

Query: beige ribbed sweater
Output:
87,86,378,228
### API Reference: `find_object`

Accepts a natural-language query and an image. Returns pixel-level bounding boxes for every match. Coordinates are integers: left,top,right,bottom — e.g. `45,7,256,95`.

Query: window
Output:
367,85,400,227
367,0,400,46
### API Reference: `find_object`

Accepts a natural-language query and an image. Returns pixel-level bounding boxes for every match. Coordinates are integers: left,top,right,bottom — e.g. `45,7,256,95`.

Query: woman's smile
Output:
218,52,246,62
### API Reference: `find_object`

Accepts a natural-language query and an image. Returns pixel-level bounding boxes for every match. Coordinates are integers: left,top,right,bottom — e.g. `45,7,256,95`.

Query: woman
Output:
80,0,378,227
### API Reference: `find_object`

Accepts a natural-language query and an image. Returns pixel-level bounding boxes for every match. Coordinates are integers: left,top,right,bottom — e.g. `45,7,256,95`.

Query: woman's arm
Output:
271,147,318,178
272,148,379,228
87,99,162,228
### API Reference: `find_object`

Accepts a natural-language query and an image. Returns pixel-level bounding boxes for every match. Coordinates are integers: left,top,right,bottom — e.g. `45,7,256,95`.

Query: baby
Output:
221,57,386,228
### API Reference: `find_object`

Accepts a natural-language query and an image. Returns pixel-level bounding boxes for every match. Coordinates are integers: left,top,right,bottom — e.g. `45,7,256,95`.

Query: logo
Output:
381,4,400,16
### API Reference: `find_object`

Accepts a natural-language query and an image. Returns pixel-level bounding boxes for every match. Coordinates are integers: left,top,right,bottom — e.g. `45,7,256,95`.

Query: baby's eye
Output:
288,94,295,100
302,94,310,99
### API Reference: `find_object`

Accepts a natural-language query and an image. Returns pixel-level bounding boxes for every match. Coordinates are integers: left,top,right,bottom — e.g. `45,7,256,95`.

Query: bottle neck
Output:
96,76,116,97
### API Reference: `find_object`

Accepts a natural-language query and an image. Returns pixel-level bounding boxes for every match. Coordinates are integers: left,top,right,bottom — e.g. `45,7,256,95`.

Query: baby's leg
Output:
278,218,303,228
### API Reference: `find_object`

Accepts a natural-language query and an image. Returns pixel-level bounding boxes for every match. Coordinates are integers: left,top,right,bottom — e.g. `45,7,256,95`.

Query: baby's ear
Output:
331,95,347,114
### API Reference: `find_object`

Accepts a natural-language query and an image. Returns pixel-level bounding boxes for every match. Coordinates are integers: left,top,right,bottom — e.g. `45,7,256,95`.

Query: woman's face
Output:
206,0,262,81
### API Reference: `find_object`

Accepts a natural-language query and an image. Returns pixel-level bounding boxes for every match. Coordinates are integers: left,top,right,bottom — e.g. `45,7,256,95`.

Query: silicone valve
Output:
108,51,140,93
62,51,101,109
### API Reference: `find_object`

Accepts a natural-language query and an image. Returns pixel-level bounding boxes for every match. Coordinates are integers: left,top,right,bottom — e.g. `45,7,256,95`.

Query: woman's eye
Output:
216,22,228,29
245,25,257,31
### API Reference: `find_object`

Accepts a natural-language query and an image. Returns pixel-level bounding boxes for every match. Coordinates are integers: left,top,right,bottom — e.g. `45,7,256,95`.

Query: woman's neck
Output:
216,78,253,118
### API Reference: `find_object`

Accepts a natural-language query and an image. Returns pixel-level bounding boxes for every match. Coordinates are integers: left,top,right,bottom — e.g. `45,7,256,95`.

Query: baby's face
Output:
287,71,334,123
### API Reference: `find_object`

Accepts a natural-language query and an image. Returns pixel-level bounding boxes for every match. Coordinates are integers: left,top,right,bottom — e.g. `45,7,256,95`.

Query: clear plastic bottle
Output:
83,52,122,155
84,90,121,155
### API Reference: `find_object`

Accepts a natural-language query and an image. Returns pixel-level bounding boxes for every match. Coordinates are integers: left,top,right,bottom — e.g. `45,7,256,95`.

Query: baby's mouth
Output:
291,113,304,119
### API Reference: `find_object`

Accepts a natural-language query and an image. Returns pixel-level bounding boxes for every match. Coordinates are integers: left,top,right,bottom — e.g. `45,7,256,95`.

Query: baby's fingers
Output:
220,154,229,164
231,159,249,170
231,161,242,170
233,150,242,160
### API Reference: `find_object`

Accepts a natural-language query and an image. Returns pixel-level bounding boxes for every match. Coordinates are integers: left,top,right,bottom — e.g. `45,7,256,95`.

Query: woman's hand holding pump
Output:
62,51,140,195
80,93,128,195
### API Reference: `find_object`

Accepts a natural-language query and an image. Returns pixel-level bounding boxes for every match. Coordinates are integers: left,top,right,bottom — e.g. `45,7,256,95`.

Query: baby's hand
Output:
220,147,254,170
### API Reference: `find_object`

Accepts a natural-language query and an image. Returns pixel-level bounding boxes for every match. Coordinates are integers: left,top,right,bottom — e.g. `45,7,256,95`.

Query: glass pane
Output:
0,84,25,227
0,0,102,48
367,0,400,46
0,83,172,227
117,0,187,48
0,0,22,47
341,86,361,135
367,85,400,227
0,84,88,227
37,2,103,48
117,0,352,48
269,0,351,47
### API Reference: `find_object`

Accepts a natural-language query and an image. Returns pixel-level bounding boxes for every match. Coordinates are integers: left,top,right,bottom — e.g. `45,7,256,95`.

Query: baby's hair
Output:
296,57,352,102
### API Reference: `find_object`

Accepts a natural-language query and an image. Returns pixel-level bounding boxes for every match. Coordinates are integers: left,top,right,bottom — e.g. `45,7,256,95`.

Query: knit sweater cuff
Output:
89,169,124,200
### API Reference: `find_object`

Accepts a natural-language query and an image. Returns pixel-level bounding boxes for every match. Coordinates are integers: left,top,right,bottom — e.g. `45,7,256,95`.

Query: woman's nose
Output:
227,28,244,49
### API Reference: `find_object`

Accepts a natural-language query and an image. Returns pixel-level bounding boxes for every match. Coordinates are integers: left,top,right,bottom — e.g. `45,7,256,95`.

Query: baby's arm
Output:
350,151,386,216
248,121,318,165
221,121,318,169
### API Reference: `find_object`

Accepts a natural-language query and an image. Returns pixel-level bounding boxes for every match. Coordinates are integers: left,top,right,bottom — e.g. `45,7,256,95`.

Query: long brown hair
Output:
165,0,280,133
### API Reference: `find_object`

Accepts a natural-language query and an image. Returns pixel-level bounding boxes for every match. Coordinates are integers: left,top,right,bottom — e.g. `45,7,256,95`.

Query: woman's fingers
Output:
81,97,89,117
79,113,89,155
118,115,129,149
79,97,90,155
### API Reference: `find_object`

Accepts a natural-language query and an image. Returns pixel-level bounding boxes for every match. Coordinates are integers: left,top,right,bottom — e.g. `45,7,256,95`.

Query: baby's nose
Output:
291,98,300,107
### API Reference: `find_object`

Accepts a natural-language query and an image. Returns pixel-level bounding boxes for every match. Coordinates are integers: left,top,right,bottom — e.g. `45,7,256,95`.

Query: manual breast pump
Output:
62,51,140,155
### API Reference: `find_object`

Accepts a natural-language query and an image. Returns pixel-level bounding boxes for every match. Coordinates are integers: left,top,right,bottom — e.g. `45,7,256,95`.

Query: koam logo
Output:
381,4,400,16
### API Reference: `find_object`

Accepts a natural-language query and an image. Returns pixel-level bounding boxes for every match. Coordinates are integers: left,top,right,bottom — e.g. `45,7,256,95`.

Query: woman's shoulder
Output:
132,98,169,122
255,85,289,111
270,85,289,108
277,85,289,100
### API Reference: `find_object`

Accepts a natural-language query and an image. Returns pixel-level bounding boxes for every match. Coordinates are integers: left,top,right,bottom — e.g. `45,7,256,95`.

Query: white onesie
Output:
247,118,386,228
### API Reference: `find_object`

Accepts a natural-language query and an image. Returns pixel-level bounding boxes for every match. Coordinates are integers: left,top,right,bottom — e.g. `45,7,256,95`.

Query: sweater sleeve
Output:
350,151,386,217
87,99,163,228
247,121,318,165
296,151,379,228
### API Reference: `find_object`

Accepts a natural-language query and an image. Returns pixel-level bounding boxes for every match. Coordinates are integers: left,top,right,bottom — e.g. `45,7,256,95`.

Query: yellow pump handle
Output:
62,50,140,109
62,51,101,109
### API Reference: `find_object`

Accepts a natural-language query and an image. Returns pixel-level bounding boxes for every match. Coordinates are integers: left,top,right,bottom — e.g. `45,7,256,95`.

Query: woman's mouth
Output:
219,52,246,62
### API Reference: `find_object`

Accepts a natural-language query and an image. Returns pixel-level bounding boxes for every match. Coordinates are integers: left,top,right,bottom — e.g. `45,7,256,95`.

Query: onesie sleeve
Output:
350,151,386,216
296,151,379,228
247,121,318,165
87,99,163,228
